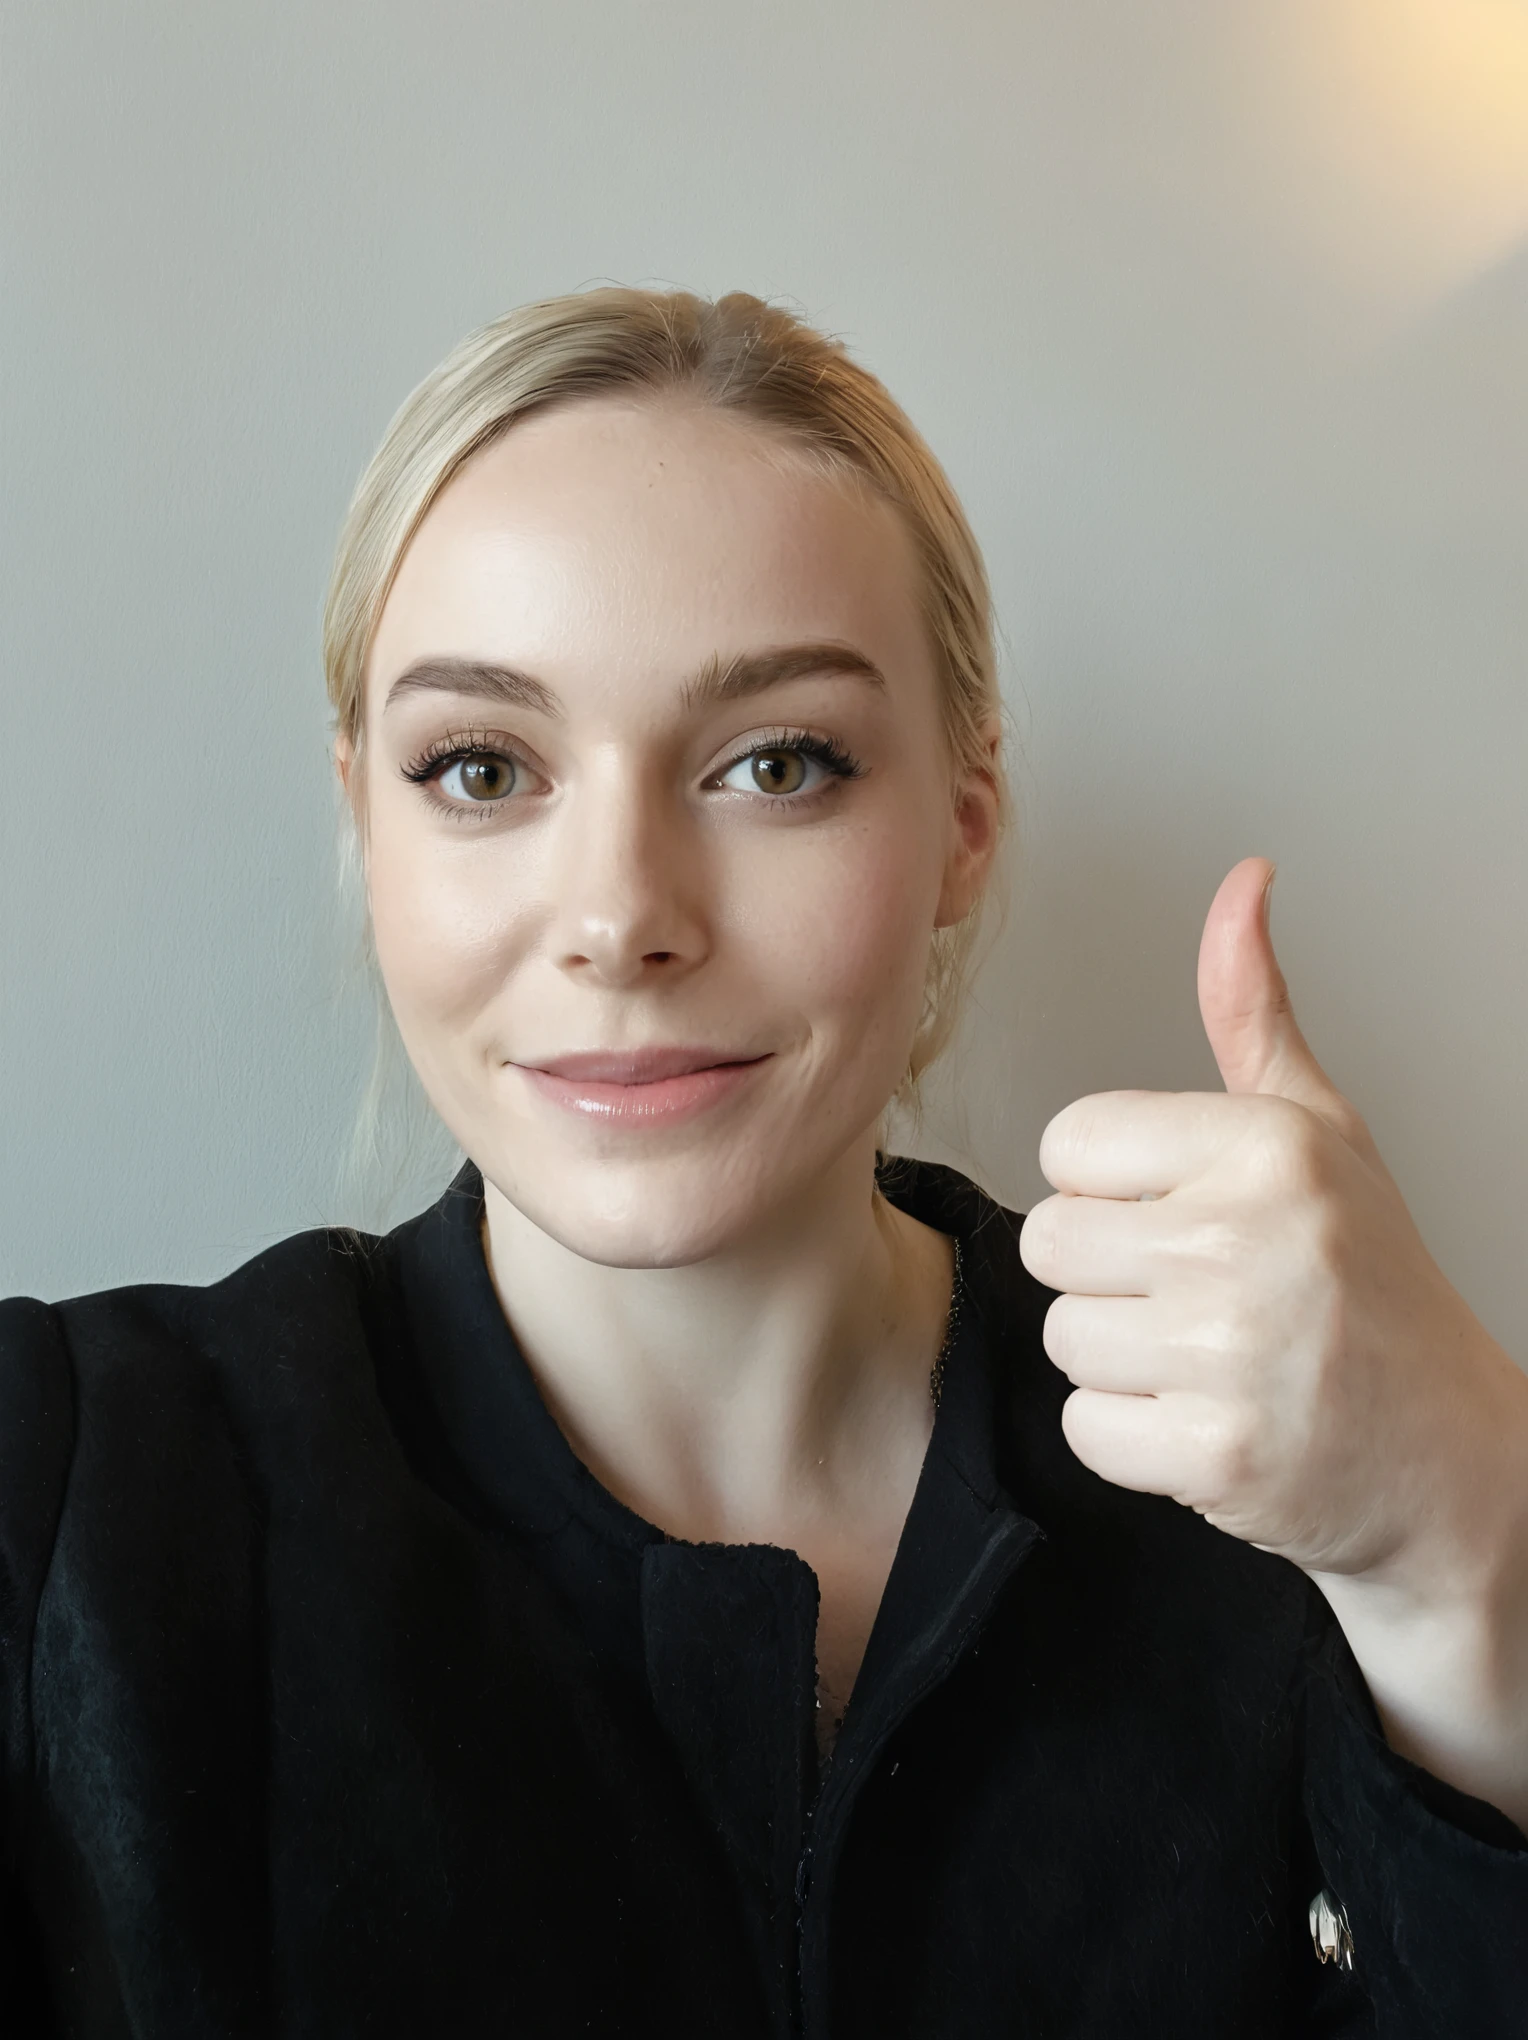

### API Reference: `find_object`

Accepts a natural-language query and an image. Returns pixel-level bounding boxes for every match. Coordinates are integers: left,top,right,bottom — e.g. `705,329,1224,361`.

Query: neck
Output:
480,1138,954,1550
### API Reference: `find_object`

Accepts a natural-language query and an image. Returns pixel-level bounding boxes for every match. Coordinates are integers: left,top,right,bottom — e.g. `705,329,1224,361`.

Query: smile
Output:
510,1048,773,1125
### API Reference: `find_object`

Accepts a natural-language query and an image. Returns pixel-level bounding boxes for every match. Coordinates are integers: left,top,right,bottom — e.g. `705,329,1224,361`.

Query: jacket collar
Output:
383,1155,1046,1968
386,1153,1034,1562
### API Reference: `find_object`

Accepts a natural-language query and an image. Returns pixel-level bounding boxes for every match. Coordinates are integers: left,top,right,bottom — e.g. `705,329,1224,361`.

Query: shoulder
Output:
2,1220,423,1513
0,1297,76,1768
28,1221,387,1373
0,1222,397,1683
1,1221,411,1440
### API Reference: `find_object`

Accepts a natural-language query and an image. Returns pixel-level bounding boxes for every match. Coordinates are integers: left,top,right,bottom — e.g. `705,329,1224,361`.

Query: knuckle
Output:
1196,1407,1260,1499
1169,1212,1247,1277
1240,1097,1338,1204
1181,1310,1242,1371
1042,1293,1086,1374
1299,1198,1352,1283
1019,1203,1061,1278
1040,1105,1092,1180
1041,1092,1137,1181
1041,1295,1070,1367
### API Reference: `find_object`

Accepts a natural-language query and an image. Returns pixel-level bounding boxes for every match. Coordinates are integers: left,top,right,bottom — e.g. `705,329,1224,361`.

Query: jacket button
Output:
1308,1888,1354,1971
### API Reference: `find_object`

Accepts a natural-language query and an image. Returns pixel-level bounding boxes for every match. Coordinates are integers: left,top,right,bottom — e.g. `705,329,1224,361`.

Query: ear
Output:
333,732,369,865
934,719,1003,929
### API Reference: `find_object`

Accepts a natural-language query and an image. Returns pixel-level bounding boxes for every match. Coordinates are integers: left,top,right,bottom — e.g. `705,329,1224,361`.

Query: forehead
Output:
366,397,930,708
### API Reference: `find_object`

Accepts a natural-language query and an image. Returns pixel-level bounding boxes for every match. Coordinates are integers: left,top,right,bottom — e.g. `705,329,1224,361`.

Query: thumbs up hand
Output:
1019,859,1528,1824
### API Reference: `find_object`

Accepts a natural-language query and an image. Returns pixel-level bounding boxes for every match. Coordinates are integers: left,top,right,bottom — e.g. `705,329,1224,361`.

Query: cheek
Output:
732,815,940,1036
365,815,534,1032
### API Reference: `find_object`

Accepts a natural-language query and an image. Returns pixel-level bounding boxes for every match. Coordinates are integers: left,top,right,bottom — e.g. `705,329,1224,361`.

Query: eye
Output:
400,727,548,816
721,748,814,796
714,733,861,800
437,752,519,803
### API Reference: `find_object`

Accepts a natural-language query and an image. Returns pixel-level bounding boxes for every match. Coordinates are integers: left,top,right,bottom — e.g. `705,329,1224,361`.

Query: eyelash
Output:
397,726,532,823
712,727,864,799
399,724,865,818
401,727,517,781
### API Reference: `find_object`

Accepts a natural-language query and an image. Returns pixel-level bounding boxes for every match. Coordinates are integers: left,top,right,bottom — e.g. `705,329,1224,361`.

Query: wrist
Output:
1311,1354,1528,1831
1316,1572,1528,1834
1347,1327,1528,1611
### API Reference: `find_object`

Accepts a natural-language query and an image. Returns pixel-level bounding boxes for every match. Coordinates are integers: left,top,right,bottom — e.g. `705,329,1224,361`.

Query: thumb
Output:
1197,859,1369,1149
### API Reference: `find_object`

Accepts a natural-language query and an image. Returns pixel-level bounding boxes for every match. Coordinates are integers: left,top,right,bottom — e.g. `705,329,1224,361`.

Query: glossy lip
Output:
510,1047,773,1125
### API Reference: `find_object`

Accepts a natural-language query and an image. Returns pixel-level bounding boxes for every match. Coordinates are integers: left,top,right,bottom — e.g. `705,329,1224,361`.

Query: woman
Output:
1,288,1524,2038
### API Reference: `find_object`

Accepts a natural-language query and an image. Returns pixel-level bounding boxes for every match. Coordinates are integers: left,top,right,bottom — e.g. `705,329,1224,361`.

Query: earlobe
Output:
333,735,372,884
935,747,1002,928
334,735,367,830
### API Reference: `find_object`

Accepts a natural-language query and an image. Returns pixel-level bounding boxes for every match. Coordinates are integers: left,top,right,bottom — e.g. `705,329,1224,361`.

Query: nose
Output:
547,758,709,989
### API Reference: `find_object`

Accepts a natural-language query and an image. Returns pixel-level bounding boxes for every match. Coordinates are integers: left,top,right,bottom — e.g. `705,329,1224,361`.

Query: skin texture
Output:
1020,857,1528,1829
339,396,1001,1734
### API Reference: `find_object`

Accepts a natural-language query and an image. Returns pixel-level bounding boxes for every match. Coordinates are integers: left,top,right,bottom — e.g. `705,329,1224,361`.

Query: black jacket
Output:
1,1158,1524,2038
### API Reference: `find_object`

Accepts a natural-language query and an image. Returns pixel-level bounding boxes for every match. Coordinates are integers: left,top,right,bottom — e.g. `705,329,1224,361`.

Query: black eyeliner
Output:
399,725,523,784
713,726,865,782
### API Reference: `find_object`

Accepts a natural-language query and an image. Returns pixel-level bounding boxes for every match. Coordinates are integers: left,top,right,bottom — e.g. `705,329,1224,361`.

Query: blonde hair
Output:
323,286,1008,1096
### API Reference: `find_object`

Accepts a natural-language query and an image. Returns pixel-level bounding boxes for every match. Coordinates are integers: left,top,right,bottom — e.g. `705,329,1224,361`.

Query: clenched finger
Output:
1039,1090,1251,1199
1020,1191,1163,1297
1043,1293,1204,1395
1060,1387,1258,1512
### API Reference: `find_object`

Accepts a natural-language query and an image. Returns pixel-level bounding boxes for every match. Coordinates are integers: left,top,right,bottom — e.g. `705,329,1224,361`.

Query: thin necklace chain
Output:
929,1236,965,1412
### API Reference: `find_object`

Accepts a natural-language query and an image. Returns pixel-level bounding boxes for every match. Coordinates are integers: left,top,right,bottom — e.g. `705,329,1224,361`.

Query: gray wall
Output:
4,2,1526,1361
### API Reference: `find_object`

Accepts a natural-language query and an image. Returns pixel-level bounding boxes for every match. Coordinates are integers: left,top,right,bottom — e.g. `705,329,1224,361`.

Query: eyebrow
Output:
681,642,886,711
381,642,885,720
383,658,562,718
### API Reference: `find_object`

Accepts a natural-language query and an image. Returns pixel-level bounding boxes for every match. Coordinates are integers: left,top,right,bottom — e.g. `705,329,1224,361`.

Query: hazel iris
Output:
750,751,807,794
459,756,515,800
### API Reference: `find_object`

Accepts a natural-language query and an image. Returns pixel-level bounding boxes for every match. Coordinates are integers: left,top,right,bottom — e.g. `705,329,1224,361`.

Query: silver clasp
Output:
1309,1888,1354,1971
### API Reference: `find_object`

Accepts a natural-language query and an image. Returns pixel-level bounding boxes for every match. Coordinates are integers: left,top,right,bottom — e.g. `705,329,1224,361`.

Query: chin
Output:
481,1137,841,1269
506,1169,768,1268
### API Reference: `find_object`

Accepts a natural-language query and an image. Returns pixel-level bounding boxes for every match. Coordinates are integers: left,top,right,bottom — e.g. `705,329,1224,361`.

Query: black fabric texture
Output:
0,1156,1523,2038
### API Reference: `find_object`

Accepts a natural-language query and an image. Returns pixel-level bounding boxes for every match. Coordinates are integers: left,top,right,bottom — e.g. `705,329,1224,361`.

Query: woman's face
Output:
349,397,998,1266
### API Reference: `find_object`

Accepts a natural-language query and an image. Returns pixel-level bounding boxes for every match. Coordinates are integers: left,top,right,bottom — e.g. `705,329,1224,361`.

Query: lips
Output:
511,1046,772,1125
519,1048,766,1084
